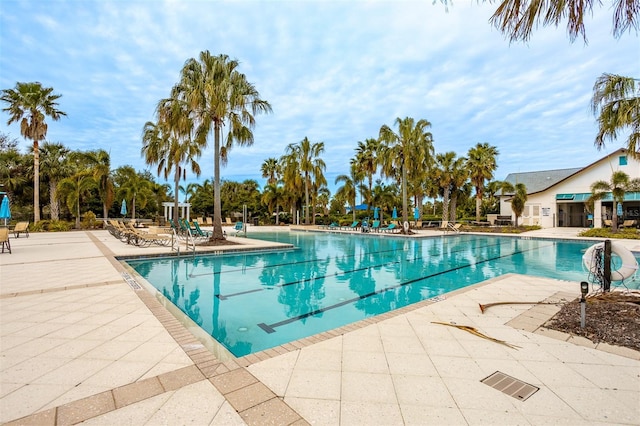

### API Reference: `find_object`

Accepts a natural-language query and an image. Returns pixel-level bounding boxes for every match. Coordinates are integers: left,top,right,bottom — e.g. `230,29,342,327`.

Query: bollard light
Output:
580,281,588,328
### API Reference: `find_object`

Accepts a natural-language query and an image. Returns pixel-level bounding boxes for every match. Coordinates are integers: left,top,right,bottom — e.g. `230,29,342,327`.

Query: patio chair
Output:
0,228,11,254
370,220,381,232
603,219,613,227
233,221,245,235
621,220,636,228
380,223,401,233
192,220,212,238
342,221,360,230
12,221,29,238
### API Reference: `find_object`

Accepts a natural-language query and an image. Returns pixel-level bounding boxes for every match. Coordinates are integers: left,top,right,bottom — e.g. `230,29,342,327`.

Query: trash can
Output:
253,218,259,226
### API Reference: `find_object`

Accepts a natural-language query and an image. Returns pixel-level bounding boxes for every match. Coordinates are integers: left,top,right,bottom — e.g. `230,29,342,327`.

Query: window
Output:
619,155,627,165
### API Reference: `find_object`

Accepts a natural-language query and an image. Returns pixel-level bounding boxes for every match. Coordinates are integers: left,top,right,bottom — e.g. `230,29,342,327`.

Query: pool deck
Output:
1,226,638,425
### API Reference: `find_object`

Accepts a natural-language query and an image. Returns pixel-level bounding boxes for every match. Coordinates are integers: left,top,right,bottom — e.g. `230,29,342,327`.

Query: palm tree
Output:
142,96,202,224
1,82,66,222
354,138,380,213
39,142,70,221
116,166,153,220
485,0,638,42
501,181,528,227
82,149,114,220
262,183,284,224
591,74,639,157
175,51,272,240
379,117,433,230
448,158,469,223
285,137,325,225
467,142,499,221
335,166,358,222
57,155,96,229
589,171,640,232
433,151,465,223
261,157,280,185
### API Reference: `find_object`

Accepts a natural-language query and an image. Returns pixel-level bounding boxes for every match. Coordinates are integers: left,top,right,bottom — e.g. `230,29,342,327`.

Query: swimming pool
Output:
125,232,637,357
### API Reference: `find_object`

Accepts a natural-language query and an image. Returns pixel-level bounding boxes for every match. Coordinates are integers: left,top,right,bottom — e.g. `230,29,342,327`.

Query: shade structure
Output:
373,207,379,219
120,199,127,216
414,207,420,220
0,195,10,226
392,207,398,219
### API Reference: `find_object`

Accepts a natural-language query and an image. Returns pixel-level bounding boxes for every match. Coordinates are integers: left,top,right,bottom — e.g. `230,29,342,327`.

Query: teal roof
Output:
557,192,640,201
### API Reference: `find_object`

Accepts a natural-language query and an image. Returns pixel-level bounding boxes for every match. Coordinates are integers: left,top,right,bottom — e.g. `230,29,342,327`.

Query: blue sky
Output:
1,0,637,195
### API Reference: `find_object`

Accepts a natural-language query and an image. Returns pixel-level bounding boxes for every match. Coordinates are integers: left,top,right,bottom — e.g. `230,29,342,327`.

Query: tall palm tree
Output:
501,181,528,226
175,51,272,240
285,137,325,225
467,142,499,221
591,74,639,157
589,171,640,232
39,141,70,221
379,117,433,229
354,138,380,213
261,157,280,185
116,166,153,221
82,149,114,220
335,165,358,222
1,82,66,222
433,151,465,223
448,158,469,222
142,96,202,224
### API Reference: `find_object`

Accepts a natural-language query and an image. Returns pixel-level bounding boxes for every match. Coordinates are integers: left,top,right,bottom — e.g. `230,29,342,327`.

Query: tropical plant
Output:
354,138,380,214
261,157,280,186
262,183,285,224
284,137,325,225
335,165,358,222
174,51,272,240
57,168,96,229
115,166,153,220
1,82,66,222
591,74,639,157
83,149,114,220
483,0,638,42
433,151,466,223
589,171,640,232
501,181,528,226
38,142,70,221
467,142,499,221
379,117,433,229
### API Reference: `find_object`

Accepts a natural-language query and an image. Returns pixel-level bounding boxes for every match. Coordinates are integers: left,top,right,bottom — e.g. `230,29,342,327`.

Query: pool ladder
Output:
171,228,196,257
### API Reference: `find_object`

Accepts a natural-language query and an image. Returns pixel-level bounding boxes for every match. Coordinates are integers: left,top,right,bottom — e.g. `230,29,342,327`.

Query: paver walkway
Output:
1,228,638,425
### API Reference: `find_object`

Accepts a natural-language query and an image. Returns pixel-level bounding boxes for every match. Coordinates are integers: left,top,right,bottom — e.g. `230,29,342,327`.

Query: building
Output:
499,149,640,228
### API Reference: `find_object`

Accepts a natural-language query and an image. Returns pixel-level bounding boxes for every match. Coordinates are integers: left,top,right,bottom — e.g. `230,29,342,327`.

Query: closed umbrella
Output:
392,207,398,220
0,195,11,227
120,200,127,217
414,207,420,220
373,207,379,219
617,202,623,217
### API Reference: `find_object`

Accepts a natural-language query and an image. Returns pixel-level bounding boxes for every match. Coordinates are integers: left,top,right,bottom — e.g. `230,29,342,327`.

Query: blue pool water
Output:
125,232,637,357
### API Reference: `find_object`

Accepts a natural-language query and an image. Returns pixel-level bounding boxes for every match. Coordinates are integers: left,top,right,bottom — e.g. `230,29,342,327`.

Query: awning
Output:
556,192,640,202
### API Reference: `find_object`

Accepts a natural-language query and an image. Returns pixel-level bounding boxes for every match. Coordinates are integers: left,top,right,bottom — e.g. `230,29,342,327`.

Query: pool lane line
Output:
217,240,509,300
188,233,508,278
187,246,404,278
257,242,553,333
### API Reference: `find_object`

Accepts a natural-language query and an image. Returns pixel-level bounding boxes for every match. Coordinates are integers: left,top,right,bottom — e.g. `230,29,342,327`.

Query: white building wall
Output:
500,150,640,228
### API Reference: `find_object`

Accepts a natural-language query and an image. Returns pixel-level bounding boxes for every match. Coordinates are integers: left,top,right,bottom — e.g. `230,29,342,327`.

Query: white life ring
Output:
403,221,410,232
582,241,639,281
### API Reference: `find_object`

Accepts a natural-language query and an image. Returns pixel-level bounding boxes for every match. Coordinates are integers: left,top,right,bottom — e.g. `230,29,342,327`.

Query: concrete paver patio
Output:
1,227,638,425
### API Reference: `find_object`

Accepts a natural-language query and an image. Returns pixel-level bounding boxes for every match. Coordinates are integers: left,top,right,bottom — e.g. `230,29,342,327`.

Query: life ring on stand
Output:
582,241,639,281
403,221,410,233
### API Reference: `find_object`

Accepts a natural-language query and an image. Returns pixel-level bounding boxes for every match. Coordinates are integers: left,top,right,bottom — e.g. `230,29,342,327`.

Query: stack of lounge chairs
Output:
106,220,173,247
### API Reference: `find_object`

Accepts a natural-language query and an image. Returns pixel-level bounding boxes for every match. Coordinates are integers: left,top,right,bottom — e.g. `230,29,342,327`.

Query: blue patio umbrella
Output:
414,207,420,220
392,207,398,219
373,207,379,219
120,199,127,216
0,195,11,226
617,202,623,217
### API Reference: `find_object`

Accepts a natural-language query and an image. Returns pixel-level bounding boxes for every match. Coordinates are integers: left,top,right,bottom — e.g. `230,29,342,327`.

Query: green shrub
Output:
82,211,98,229
31,220,73,232
579,228,640,239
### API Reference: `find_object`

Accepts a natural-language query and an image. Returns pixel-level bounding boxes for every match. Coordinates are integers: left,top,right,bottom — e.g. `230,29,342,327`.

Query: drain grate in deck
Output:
481,371,539,401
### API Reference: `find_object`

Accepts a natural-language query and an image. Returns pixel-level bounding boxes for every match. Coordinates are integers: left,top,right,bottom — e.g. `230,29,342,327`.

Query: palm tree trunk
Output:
75,195,80,229
211,122,225,240
174,172,180,224
402,160,408,228
132,194,136,220
33,140,41,222
612,201,619,232
305,174,310,225
442,189,450,223
49,179,59,221
476,193,482,222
